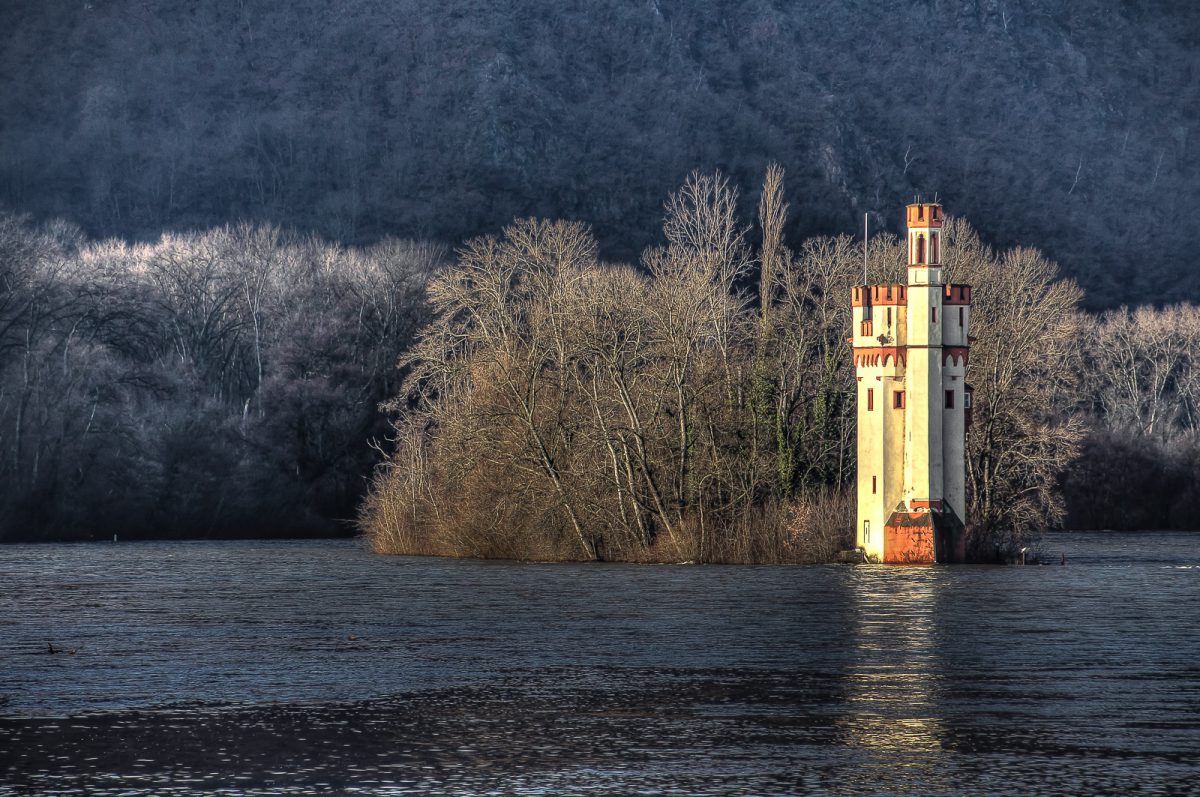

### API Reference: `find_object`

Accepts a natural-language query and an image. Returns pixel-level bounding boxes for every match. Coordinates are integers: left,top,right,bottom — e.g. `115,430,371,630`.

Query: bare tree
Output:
1086,305,1193,438
941,221,1085,553
362,181,1088,563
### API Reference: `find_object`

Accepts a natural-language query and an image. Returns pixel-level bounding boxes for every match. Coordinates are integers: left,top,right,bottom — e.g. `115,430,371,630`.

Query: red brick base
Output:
883,513,937,564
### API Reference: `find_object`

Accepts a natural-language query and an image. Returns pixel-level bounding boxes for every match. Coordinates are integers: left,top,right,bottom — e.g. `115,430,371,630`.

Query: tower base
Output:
883,506,967,564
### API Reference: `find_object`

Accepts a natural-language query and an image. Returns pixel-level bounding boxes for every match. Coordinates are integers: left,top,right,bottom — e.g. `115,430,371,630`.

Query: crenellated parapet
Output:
851,284,907,307
905,203,944,228
943,284,971,304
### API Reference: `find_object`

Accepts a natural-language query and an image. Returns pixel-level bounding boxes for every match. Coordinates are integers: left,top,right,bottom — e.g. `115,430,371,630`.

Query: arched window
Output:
931,232,940,263
916,235,926,264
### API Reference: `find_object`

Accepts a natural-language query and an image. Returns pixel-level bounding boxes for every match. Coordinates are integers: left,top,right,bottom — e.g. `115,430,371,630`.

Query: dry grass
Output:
362,480,854,565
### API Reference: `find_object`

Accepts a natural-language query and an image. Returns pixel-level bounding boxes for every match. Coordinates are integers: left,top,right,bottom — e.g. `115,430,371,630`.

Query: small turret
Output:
906,202,943,273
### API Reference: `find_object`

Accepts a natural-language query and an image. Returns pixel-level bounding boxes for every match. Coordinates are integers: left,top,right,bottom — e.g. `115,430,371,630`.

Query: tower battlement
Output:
905,202,944,228
852,284,907,307
853,202,971,564
943,284,971,304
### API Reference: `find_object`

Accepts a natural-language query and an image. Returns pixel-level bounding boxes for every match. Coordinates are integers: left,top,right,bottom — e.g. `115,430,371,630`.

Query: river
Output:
1,532,1197,795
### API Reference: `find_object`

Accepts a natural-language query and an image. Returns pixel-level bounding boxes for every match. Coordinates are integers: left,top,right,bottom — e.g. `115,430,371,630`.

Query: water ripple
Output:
1,532,1198,795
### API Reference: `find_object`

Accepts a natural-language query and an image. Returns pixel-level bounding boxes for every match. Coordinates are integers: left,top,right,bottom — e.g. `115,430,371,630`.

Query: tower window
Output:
872,475,877,495
959,307,964,327
932,307,938,323
916,235,926,264
863,520,871,544
893,391,905,409
867,388,874,411
931,232,940,264
917,205,924,220
945,390,955,409
886,307,892,326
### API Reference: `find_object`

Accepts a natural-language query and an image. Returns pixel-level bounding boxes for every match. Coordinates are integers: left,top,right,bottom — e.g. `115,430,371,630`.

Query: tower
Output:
852,202,972,563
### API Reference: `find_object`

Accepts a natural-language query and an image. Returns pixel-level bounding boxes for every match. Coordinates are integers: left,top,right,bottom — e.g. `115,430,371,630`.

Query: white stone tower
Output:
852,202,972,563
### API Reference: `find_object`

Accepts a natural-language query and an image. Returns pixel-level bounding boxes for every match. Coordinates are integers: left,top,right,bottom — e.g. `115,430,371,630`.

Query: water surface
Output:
1,532,1197,795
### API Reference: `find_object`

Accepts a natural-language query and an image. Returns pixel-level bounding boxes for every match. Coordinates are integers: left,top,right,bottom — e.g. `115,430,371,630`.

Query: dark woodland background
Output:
5,0,1199,305
1,0,1198,542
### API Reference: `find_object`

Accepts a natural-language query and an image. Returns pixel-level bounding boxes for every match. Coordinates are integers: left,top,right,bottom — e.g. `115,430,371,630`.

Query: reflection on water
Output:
840,568,950,794
1,532,1199,795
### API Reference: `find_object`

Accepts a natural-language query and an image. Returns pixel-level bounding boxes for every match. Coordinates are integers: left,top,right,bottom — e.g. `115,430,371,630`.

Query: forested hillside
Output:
2,0,1197,307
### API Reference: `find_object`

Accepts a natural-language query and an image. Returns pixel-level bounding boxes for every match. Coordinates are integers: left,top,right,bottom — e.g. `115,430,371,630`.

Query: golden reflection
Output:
838,567,951,784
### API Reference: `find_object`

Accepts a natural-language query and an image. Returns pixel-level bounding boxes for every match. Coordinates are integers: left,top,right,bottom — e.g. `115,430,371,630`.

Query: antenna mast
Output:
863,212,869,285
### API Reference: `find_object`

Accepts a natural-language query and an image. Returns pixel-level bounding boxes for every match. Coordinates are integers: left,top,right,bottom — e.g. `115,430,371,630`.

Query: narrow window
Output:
916,235,926,264
867,388,874,411
863,520,871,543
886,307,892,326
932,307,938,323
863,304,872,321
945,389,955,409
931,232,940,263
872,475,877,494
959,306,964,327
894,391,905,409
917,205,924,220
